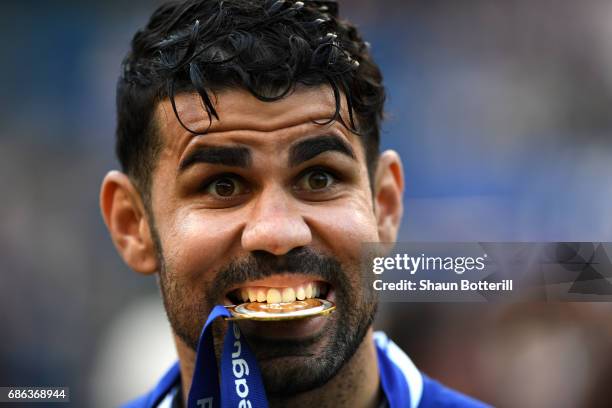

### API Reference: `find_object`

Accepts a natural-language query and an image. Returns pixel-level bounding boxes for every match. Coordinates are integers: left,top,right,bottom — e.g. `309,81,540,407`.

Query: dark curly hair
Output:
116,0,385,199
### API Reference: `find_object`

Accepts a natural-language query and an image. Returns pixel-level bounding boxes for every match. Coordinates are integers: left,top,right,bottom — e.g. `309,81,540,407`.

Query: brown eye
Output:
206,176,246,197
214,178,235,196
308,171,330,190
298,170,334,191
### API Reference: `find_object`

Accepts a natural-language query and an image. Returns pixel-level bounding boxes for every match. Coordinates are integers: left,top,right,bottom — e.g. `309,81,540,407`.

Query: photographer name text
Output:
373,279,513,292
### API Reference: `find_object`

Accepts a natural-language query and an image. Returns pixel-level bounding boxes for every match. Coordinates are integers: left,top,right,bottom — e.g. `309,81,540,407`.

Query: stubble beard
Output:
151,223,377,396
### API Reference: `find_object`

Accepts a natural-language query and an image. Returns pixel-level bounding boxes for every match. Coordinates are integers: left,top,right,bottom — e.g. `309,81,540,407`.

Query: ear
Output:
100,171,158,275
373,150,404,242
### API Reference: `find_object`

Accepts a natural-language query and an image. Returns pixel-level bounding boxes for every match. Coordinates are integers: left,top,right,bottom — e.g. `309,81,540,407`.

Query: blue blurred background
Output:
2,0,612,406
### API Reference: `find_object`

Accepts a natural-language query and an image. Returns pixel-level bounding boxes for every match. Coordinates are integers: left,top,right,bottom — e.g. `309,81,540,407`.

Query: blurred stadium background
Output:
2,0,612,406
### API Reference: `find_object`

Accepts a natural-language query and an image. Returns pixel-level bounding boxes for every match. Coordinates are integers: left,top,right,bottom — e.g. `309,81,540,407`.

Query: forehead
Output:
153,85,363,160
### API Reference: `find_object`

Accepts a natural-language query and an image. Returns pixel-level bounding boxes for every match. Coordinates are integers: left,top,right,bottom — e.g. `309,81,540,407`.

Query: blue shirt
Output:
122,332,490,408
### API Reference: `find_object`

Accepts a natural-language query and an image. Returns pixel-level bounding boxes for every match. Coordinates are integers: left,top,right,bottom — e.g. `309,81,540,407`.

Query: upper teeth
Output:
239,282,324,304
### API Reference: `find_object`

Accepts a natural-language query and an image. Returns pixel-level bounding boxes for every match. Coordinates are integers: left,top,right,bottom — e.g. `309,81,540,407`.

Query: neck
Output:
174,327,381,408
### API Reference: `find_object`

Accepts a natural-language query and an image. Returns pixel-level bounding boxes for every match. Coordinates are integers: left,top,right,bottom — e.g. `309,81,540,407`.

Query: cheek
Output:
158,208,244,284
305,196,379,264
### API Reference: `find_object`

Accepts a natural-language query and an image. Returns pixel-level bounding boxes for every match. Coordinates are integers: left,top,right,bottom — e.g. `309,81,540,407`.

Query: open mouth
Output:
225,276,332,306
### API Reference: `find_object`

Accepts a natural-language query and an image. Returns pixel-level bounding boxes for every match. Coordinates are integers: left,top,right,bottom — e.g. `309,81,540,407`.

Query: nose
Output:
241,185,312,255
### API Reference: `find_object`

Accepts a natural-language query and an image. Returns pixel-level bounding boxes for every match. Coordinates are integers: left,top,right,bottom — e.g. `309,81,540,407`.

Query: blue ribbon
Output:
187,305,269,408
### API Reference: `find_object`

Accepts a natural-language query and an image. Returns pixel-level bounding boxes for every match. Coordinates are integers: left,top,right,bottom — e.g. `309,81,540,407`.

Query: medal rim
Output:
226,298,336,321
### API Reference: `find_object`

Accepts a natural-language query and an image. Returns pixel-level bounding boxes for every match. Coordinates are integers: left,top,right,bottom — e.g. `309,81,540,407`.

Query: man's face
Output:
148,86,381,394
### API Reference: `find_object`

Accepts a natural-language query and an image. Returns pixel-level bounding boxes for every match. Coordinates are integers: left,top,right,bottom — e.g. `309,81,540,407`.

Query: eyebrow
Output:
288,134,356,167
178,145,252,172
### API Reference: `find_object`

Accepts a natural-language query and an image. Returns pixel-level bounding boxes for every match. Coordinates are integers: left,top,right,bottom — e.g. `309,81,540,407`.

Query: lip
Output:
225,273,326,292
236,312,333,341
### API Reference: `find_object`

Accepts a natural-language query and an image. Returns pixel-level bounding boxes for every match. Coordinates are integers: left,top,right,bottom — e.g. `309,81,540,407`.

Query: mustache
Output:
207,247,346,299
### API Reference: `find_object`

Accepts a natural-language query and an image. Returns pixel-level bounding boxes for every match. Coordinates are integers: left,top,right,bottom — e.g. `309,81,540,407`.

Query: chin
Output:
258,353,342,396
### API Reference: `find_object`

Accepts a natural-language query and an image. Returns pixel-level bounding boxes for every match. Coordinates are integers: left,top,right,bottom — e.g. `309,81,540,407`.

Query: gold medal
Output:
226,298,335,321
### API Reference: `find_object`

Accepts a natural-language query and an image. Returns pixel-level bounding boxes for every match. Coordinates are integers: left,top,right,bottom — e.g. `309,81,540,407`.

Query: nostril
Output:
241,214,312,254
